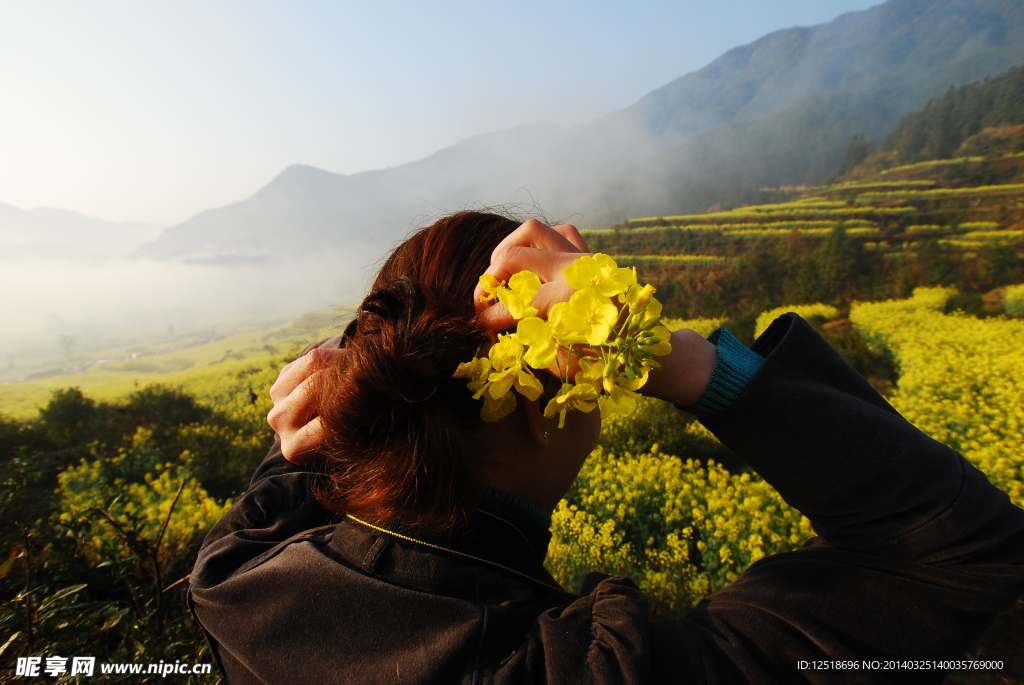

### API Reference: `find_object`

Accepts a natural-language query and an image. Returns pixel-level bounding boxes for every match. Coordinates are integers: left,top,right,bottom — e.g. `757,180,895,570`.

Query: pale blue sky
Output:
0,0,882,225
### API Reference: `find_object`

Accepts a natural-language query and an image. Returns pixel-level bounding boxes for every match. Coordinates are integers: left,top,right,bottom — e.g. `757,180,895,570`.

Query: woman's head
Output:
314,211,523,530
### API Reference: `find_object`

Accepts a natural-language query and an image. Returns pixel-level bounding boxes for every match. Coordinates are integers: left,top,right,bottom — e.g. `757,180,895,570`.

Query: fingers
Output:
550,223,590,253
280,416,326,465
491,219,584,257
269,348,344,403
477,277,576,331
268,347,345,464
268,373,318,436
471,219,591,310
485,246,585,285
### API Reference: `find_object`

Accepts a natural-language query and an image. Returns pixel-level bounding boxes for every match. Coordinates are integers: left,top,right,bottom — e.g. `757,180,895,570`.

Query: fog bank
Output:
0,251,375,361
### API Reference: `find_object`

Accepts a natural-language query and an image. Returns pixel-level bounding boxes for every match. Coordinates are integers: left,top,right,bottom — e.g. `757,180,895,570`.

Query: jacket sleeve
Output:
189,339,342,683
649,313,1024,685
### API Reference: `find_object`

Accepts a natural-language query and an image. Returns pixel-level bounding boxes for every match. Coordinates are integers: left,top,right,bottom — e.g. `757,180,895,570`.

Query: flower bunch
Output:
453,254,672,427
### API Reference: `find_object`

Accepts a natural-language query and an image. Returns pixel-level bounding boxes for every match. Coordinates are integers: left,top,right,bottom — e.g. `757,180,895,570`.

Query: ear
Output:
523,396,550,449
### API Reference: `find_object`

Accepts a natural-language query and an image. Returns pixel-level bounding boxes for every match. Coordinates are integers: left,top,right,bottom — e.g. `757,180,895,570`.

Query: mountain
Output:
0,202,163,261
138,0,1024,262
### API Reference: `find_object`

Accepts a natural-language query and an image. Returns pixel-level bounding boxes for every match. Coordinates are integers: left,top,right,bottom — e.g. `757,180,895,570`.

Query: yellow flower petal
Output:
600,386,639,419
479,273,503,305
564,254,637,297
487,368,517,399
481,392,517,422
509,271,542,303
515,368,544,401
488,333,523,370
518,317,559,368
496,285,539,320
551,289,619,346
574,357,605,395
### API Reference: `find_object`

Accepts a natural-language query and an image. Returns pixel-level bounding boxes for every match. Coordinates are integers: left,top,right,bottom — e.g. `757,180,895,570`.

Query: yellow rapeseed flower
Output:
564,253,637,297
517,316,559,368
545,382,599,428
624,283,656,310
453,357,492,395
481,391,517,422
478,273,503,305
600,384,640,419
574,357,606,395
646,325,673,356
550,289,619,346
496,271,542,319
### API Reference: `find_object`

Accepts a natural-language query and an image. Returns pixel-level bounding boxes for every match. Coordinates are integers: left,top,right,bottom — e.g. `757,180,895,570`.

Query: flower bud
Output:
635,284,656,309
640,317,660,331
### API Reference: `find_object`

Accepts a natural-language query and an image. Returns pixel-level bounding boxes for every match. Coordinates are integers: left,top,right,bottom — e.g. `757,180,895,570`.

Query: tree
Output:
57,335,77,361
837,135,875,175
38,387,96,450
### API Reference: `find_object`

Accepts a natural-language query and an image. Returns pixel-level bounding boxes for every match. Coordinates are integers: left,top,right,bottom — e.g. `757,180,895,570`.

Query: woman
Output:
189,212,1024,684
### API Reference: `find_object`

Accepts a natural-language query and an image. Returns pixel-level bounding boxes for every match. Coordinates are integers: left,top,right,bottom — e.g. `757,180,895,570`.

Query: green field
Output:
0,310,351,420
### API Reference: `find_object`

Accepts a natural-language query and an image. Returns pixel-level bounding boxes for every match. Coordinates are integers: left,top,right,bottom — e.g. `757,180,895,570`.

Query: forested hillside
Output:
882,62,1024,163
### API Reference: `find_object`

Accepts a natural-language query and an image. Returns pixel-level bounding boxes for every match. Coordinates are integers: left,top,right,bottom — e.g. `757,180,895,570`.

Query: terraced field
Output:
582,153,1024,329
590,159,1021,248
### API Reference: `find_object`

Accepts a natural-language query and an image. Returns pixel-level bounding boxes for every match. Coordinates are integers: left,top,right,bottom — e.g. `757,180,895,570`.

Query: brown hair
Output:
314,211,520,531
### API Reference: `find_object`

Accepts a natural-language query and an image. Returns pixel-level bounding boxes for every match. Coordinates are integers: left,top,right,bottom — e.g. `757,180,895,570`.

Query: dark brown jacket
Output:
189,314,1024,684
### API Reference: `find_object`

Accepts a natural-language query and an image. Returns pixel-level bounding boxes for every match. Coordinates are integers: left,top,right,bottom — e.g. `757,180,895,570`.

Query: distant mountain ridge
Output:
138,0,1024,262
0,201,162,261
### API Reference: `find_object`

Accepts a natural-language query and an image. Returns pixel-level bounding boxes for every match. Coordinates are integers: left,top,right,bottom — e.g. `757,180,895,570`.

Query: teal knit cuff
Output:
682,327,764,419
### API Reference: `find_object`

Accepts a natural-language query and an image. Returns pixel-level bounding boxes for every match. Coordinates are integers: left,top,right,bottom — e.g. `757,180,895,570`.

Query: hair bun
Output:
315,276,491,529
312,211,521,531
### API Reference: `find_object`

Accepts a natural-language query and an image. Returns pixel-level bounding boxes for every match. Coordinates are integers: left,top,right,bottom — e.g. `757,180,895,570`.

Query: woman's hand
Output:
473,219,718,406
473,220,592,381
473,219,588,331
267,348,344,464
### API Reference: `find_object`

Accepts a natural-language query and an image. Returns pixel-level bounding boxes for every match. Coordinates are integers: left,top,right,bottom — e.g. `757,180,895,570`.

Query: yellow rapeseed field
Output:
754,303,840,338
546,445,812,616
851,287,1024,507
548,292,1024,613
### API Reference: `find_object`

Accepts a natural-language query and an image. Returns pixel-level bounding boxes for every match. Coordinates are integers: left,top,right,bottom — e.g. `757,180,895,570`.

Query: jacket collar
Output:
341,506,565,596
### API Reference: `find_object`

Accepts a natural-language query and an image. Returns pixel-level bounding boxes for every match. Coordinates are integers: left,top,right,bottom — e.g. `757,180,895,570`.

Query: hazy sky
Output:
0,0,882,226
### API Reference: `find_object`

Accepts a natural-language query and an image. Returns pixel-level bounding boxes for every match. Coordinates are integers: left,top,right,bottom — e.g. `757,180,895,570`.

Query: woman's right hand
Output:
267,348,345,464
472,219,589,332
473,219,718,406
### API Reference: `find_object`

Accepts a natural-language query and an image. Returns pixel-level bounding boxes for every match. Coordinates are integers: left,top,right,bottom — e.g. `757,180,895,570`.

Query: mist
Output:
0,251,374,364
